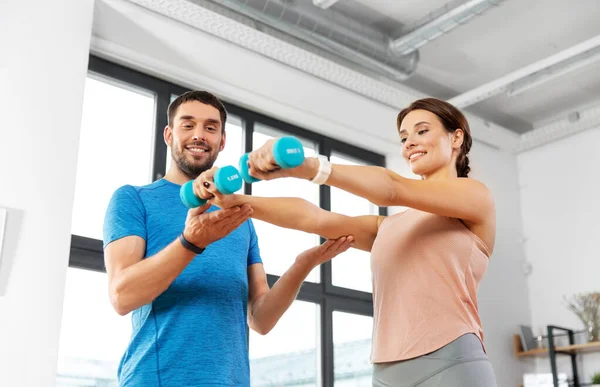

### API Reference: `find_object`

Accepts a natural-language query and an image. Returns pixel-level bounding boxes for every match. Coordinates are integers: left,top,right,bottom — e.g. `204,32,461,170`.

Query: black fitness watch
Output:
178,233,206,255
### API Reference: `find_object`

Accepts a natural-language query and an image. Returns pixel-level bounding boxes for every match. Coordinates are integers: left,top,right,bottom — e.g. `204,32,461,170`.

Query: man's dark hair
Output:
168,90,227,131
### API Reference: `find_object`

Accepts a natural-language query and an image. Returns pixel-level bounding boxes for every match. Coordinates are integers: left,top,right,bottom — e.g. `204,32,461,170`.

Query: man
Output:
103,90,353,386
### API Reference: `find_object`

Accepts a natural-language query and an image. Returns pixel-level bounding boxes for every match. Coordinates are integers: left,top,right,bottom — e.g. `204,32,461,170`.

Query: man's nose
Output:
192,130,206,142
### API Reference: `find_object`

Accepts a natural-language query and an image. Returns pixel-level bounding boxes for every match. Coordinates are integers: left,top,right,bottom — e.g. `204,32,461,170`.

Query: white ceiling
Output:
131,0,600,139
341,0,600,133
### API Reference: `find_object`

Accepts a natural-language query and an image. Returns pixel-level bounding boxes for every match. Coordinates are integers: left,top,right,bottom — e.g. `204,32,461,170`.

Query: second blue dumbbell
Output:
180,165,243,208
239,136,305,184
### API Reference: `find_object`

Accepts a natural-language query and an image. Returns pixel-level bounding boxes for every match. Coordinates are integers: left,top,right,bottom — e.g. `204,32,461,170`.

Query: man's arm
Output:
105,236,197,316
104,202,253,316
246,238,353,335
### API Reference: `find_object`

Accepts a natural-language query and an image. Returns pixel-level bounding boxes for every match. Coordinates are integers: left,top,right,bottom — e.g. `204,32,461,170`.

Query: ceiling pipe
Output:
312,0,339,9
196,0,419,81
389,0,506,55
448,34,600,108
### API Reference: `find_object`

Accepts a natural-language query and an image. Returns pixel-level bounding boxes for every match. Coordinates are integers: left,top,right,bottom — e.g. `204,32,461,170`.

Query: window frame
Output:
69,54,388,387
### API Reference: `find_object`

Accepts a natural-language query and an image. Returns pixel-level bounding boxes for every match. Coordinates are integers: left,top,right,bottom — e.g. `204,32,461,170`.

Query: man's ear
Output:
164,125,172,147
219,130,226,152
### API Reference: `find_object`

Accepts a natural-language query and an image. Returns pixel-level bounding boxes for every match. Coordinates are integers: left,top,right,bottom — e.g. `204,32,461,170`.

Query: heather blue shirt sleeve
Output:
103,185,147,248
246,219,262,266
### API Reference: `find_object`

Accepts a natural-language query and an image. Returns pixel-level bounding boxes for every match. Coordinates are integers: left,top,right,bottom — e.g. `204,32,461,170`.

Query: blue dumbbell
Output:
180,165,243,208
239,136,305,184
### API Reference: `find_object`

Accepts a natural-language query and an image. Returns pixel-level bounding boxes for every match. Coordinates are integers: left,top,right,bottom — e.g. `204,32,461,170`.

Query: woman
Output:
194,98,497,387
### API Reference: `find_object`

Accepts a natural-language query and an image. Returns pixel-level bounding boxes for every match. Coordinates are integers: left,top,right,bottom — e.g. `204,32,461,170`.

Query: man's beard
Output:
172,142,219,179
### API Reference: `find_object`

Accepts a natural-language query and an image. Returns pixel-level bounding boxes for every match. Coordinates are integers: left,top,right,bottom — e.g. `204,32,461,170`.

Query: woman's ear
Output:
452,129,464,149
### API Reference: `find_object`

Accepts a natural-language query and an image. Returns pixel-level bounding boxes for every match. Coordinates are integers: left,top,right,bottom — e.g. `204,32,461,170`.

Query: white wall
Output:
0,1,94,386
518,127,600,383
470,143,535,386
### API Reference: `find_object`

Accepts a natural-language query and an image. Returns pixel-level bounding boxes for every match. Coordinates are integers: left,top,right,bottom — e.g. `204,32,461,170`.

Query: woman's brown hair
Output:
397,98,472,178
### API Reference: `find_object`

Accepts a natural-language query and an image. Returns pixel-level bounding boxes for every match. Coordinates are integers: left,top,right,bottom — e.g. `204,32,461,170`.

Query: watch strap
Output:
310,155,331,185
178,233,205,254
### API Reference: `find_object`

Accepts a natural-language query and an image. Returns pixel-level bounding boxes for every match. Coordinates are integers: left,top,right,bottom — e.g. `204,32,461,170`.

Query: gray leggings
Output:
372,334,497,387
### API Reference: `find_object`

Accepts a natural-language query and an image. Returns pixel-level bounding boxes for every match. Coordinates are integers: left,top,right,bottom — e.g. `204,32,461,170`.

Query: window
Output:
70,74,155,240
330,153,379,293
333,311,373,386
67,56,387,387
250,301,319,387
250,124,321,282
56,268,131,386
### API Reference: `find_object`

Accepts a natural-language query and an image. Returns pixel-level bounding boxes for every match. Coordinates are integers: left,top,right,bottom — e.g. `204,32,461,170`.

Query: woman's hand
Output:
209,192,242,209
190,166,242,209
192,166,218,201
246,139,287,180
247,139,319,181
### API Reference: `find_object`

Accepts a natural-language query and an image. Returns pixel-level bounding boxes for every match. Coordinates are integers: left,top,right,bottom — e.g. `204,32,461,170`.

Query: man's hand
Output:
246,235,355,335
183,202,253,248
296,236,355,269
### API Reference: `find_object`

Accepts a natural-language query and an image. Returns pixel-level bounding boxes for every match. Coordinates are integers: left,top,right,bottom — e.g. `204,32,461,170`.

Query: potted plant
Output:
592,371,600,386
564,292,600,342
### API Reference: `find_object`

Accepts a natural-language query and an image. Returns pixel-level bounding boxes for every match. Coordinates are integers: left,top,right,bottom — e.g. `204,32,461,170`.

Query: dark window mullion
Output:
321,138,334,296
88,56,172,96
321,299,334,387
325,135,385,167
318,138,334,387
153,86,170,181
243,118,255,196
328,295,373,317
235,109,324,145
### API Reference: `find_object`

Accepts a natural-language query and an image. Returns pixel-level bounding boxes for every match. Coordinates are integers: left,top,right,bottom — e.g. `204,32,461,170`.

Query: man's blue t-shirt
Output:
103,179,262,387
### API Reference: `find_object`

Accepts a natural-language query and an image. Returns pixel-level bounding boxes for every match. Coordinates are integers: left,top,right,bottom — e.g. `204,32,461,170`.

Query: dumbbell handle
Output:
180,165,242,208
272,136,305,169
239,136,305,184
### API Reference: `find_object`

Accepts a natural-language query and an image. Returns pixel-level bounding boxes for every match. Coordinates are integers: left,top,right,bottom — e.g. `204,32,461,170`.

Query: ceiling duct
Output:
389,0,506,55
190,0,419,81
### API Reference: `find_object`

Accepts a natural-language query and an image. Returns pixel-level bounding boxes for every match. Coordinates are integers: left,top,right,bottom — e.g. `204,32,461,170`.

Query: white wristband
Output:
310,155,331,185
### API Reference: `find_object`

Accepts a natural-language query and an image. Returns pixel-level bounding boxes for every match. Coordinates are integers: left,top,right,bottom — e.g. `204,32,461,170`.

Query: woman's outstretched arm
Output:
306,162,493,225
210,192,383,252
246,141,494,226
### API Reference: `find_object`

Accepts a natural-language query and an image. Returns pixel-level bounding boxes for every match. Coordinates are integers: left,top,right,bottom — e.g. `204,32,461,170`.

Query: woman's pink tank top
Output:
370,209,491,362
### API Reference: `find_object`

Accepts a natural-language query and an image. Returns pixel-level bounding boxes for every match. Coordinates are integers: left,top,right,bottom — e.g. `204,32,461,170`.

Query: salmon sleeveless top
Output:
370,209,491,363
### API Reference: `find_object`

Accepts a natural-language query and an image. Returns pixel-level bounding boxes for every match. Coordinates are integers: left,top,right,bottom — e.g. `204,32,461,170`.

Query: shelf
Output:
513,334,600,358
